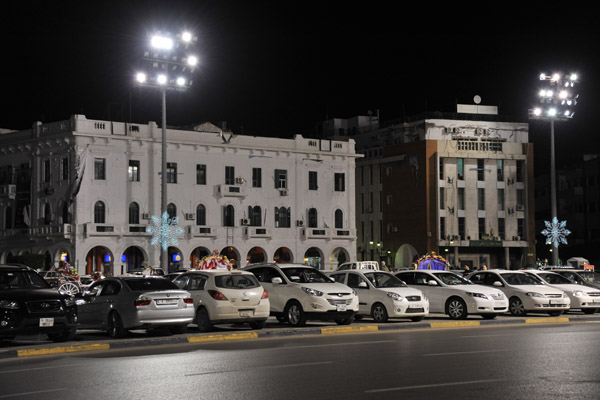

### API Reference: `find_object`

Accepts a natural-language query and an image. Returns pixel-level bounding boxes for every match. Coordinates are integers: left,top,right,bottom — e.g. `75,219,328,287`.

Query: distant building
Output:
0,115,359,274
321,104,535,270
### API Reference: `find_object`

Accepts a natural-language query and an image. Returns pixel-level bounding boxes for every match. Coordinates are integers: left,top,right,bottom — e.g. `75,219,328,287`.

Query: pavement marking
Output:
321,325,379,335
279,340,397,350
429,321,481,328
0,363,85,375
423,349,508,357
365,379,506,393
0,388,64,398
525,317,570,324
185,361,333,376
17,343,110,357
187,332,258,343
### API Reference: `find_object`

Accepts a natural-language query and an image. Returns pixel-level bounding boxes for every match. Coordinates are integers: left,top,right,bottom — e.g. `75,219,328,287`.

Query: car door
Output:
346,272,371,314
78,280,120,328
77,281,105,327
414,272,444,313
248,267,286,313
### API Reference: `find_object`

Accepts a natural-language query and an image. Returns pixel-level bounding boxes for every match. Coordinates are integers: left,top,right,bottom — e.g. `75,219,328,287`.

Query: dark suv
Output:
0,264,78,342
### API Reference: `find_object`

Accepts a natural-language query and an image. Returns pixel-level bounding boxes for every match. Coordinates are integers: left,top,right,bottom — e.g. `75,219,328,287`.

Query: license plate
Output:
408,305,421,309
239,310,253,317
336,304,347,312
156,299,178,305
39,318,54,327
549,300,563,305
593,299,600,304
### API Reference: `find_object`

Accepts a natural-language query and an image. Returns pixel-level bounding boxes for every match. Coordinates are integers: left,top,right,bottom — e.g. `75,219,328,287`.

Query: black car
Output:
0,264,78,342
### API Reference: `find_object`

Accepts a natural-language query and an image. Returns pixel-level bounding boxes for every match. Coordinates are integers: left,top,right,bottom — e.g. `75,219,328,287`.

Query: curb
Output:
1,315,597,360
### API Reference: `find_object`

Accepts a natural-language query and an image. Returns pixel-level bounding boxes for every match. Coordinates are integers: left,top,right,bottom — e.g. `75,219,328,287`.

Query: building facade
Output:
0,115,359,274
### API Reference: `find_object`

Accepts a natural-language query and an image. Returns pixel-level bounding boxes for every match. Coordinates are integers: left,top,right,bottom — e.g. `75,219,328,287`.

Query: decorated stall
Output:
196,250,233,270
415,252,450,271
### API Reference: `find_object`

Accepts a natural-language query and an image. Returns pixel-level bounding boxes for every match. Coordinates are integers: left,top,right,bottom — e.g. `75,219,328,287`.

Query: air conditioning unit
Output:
235,177,246,184
445,127,454,134
241,218,250,226
185,213,195,220
513,235,521,241
516,205,525,211
142,213,150,220
279,189,288,196
296,220,304,227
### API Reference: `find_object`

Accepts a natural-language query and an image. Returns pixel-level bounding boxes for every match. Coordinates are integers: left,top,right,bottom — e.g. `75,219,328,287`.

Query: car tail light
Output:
183,297,194,304
134,296,152,307
261,289,269,299
208,290,228,301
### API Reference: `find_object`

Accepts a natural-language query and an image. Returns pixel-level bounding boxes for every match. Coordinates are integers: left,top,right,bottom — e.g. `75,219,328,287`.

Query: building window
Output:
275,207,291,228
440,217,445,240
516,160,524,182
517,189,524,207
334,209,343,229
252,168,261,188
497,188,505,210
275,169,287,189
517,218,525,239
167,203,176,219
196,204,206,225
308,208,318,228
61,157,69,181
457,158,464,180
334,173,345,192
498,218,505,240
44,203,52,225
128,202,139,224
439,158,444,180
223,205,235,227
128,160,140,182
196,164,206,185
458,217,465,239
225,166,235,185
479,218,486,239
309,171,318,190
497,160,504,182
94,158,106,180
477,159,485,181
94,201,105,224
458,188,465,210
478,188,485,210
248,206,261,226
439,187,445,210
167,163,177,184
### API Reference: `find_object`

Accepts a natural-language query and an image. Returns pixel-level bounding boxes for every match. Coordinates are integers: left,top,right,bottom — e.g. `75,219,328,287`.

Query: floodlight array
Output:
530,72,579,121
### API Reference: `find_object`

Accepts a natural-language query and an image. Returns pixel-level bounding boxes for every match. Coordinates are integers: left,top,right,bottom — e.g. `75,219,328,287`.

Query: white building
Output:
0,115,359,274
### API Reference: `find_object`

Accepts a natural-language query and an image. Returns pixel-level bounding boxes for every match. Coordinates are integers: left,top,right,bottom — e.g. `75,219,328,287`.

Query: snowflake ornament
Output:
541,217,571,248
147,212,184,251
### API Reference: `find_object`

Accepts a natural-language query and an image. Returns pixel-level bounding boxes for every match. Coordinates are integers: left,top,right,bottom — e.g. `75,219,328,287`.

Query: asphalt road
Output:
1,321,599,399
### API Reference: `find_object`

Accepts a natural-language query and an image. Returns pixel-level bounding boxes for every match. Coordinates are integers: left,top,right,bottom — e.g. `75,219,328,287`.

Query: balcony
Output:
301,228,330,239
28,224,72,238
243,226,271,239
215,184,246,198
187,225,217,238
331,228,356,240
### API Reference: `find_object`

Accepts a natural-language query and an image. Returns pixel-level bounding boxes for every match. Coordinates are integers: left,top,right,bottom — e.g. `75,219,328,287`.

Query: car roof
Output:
245,263,314,269
0,263,34,271
180,269,254,276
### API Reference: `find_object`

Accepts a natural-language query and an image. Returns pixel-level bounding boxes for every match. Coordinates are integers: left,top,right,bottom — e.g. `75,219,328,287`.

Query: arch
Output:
128,202,140,224
308,208,318,228
122,246,147,274
304,247,323,269
395,243,419,269
196,204,206,226
85,246,113,276
334,209,343,229
190,246,211,268
329,247,349,270
168,246,183,272
167,203,177,219
220,246,240,269
94,201,105,223
274,247,293,263
246,246,267,265
223,204,235,227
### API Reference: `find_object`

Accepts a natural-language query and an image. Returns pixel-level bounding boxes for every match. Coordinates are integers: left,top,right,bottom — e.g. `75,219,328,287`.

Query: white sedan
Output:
396,270,508,320
329,270,429,322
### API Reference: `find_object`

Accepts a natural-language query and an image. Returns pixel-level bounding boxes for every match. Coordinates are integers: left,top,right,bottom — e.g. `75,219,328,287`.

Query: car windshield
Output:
536,273,573,285
501,273,541,285
215,274,260,289
364,272,407,288
124,278,179,291
0,270,50,289
579,271,600,284
282,268,330,283
432,272,472,285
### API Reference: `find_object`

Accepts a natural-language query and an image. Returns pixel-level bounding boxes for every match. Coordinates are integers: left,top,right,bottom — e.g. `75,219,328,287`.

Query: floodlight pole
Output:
160,87,168,272
549,119,558,266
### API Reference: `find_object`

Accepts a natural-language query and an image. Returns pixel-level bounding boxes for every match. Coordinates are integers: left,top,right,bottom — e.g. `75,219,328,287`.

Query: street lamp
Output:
529,72,579,266
135,30,199,271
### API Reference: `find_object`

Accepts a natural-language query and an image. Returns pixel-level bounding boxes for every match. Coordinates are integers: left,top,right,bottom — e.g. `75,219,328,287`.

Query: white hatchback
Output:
329,270,429,322
396,270,508,320
172,270,270,331
244,263,359,327
468,269,570,316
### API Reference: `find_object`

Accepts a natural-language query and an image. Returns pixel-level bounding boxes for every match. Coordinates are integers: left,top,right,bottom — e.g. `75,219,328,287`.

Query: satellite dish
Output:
473,95,482,105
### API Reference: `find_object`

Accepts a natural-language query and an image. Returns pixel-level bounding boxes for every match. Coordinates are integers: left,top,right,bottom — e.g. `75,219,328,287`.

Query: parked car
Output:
243,263,359,327
0,264,78,342
328,270,429,322
549,268,600,290
172,270,269,331
523,270,600,314
76,276,194,338
336,261,382,271
467,269,570,316
396,270,508,319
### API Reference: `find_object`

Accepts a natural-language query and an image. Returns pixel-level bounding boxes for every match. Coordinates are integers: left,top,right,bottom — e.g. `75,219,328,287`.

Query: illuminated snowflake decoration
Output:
541,217,571,248
147,212,184,251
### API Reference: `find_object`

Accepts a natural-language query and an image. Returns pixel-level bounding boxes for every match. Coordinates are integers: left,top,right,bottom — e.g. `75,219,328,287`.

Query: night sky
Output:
2,1,599,169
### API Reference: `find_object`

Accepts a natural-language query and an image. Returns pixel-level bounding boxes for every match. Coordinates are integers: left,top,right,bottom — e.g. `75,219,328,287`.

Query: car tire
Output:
169,325,187,334
250,320,266,330
371,303,389,323
582,308,597,314
285,300,307,327
47,327,76,342
410,316,424,322
481,314,497,320
196,307,213,332
446,298,468,320
509,297,527,316
107,311,127,338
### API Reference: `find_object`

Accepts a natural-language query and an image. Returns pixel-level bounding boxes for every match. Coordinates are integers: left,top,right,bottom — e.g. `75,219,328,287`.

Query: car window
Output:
397,272,415,284
124,278,179,291
432,272,471,285
173,275,190,289
282,268,330,283
215,274,259,289
413,272,433,285
557,272,579,283
248,267,286,284
100,281,120,296
580,271,600,285
347,273,368,288
364,272,406,288
0,270,50,289
87,281,105,296
501,273,541,285
188,275,207,290
469,273,485,284
337,264,350,271
329,273,346,284
537,273,572,285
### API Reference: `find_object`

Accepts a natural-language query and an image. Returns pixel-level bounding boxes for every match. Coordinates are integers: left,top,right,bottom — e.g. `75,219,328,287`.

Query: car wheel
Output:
107,311,127,338
285,301,307,327
47,327,76,342
582,308,597,314
509,297,527,316
250,320,266,330
169,325,187,335
195,307,213,332
58,282,80,296
371,303,389,323
335,315,354,325
410,316,424,322
548,310,563,317
446,298,468,320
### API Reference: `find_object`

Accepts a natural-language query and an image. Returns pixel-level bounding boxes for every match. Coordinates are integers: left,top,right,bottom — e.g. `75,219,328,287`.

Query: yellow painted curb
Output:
187,332,259,343
321,325,379,335
17,343,110,357
430,321,481,328
525,317,569,324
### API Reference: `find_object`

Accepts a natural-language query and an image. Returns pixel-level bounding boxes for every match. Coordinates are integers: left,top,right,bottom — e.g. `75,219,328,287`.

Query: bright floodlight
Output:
539,90,546,97
548,108,557,117
540,73,547,80
182,31,192,42
559,90,568,99
552,73,561,82
157,74,167,84
570,73,578,81
533,108,542,116
176,77,186,86
136,72,147,83
187,55,198,66
151,35,173,50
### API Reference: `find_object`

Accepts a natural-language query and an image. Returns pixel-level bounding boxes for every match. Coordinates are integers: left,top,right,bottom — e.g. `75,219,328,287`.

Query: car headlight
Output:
63,297,76,307
572,290,584,297
0,300,19,309
352,289,357,297
526,292,545,298
301,287,323,297
386,292,403,301
466,292,489,299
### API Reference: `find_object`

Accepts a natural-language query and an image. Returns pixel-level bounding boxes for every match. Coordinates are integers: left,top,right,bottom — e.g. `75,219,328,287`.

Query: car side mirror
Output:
493,281,503,287
329,277,335,282
358,281,368,288
271,277,282,285
428,280,438,286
